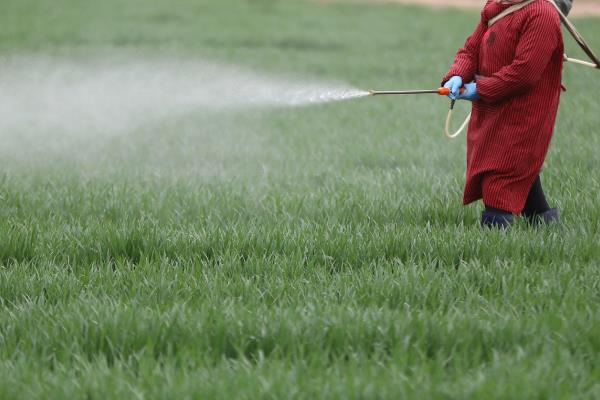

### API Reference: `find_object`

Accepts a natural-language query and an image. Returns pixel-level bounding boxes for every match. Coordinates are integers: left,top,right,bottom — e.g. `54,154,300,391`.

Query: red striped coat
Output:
443,0,564,214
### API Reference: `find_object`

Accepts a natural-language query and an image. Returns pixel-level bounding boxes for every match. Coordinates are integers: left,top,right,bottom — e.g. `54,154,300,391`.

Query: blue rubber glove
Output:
443,76,463,100
456,82,479,101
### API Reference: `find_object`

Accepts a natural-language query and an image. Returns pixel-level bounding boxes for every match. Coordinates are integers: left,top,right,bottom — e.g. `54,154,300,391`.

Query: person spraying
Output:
442,0,574,228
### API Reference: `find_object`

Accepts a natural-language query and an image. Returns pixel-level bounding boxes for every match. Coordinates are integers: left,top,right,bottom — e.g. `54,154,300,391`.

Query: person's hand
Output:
443,76,463,100
456,82,479,101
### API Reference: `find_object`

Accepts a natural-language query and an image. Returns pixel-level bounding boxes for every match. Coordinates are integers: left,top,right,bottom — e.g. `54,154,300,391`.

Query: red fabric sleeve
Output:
476,4,561,103
442,18,487,85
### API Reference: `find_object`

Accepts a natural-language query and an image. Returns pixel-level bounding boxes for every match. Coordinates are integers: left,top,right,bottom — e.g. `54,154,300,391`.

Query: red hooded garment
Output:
443,0,564,214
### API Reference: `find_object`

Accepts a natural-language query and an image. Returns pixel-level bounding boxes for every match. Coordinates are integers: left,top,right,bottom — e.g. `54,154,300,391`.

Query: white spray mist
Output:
0,55,369,165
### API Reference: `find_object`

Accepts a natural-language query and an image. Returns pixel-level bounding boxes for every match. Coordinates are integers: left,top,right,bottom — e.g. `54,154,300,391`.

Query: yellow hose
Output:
444,107,471,139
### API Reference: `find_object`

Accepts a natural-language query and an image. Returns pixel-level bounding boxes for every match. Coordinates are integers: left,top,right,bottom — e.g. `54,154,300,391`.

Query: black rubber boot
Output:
526,208,560,226
481,208,514,229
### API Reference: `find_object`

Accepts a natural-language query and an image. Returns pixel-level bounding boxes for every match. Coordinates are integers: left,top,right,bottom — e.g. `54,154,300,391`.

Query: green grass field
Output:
2,0,600,398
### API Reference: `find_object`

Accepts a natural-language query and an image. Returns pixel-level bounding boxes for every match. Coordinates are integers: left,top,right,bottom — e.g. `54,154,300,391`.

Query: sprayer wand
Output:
369,87,461,96
368,87,469,138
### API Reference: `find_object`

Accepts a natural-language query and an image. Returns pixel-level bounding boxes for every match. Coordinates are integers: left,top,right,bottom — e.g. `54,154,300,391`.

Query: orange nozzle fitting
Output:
437,87,466,96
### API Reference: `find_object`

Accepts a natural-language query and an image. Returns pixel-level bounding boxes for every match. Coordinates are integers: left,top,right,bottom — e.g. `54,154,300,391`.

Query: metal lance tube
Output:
368,88,456,96
369,89,442,96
